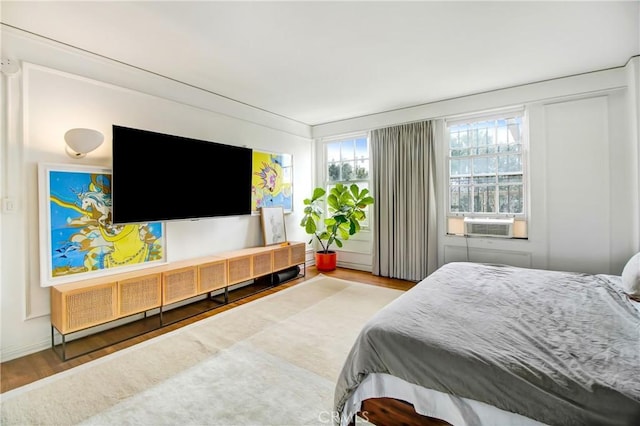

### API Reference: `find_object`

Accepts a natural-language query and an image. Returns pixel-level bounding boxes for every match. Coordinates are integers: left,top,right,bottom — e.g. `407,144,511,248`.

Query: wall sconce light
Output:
64,128,104,159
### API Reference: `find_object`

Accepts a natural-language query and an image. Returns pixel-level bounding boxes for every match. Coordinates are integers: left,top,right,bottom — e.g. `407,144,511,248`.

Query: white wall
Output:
628,56,640,246
313,59,640,276
0,28,314,361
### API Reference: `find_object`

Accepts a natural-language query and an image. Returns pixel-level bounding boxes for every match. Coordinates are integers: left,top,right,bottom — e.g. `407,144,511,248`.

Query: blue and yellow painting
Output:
48,169,164,278
251,151,293,212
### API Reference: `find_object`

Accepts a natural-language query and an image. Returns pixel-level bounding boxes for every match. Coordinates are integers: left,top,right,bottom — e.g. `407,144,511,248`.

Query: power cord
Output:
465,233,470,262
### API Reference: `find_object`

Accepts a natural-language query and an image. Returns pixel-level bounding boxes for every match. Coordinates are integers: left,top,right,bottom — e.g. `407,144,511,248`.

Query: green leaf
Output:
350,220,361,235
361,196,375,205
327,194,339,210
341,193,355,206
305,219,316,234
312,187,326,201
350,184,359,198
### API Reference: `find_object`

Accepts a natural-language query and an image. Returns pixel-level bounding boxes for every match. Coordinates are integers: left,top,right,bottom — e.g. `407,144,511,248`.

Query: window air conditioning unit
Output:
464,217,514,238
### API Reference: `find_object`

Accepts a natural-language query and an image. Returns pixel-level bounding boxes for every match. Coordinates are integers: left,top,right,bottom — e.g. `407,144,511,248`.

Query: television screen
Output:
112,125,252,224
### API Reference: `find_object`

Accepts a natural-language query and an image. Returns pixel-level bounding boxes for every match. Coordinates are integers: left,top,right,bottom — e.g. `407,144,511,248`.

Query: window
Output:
447,111,526,216
327,136,370,182
324,135,371,229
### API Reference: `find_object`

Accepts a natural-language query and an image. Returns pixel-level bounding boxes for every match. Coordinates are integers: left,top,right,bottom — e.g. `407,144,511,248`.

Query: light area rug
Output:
1,275,404,425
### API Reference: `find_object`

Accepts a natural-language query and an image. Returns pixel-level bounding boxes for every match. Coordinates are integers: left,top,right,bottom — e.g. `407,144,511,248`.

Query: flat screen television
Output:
111,125,253,224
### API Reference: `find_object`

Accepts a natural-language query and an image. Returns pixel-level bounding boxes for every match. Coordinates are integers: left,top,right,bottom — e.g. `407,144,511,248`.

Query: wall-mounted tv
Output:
112,125,253,224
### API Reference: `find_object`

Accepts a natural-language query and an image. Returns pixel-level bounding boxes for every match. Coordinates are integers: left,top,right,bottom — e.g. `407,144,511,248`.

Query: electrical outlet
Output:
2,197,17,213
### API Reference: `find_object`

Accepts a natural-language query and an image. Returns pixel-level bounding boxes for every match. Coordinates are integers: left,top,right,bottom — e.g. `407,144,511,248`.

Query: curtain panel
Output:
371,120,437,281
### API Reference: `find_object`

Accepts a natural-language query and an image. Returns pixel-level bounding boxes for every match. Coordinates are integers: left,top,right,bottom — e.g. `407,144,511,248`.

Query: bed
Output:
334,260,640,426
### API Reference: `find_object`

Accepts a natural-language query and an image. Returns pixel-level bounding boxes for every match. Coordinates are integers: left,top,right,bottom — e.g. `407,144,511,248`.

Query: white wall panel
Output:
625,57,640,250
443,244,532,269
544,97,610,274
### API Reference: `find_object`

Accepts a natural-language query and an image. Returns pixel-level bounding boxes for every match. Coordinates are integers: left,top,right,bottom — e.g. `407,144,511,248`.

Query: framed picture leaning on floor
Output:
260,206,287,246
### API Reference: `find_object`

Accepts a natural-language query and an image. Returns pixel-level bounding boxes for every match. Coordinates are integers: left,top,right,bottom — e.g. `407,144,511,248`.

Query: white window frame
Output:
318,132,372,238
445,107,529,222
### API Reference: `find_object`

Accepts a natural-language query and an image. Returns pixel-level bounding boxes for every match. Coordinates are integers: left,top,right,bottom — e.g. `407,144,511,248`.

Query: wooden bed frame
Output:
350,397,452,426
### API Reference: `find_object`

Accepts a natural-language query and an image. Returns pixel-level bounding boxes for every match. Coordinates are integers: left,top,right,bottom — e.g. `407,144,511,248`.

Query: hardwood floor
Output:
0,266,416,394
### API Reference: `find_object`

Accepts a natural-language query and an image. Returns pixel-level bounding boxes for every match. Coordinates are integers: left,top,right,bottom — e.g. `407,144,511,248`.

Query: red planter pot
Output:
315,251,337,272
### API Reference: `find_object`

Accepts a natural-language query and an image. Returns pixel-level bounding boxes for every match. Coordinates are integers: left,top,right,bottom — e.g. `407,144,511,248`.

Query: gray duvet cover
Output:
334,262,640,426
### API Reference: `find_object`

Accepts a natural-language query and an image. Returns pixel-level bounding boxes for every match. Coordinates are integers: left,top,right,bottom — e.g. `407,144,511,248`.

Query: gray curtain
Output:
371,120,437,281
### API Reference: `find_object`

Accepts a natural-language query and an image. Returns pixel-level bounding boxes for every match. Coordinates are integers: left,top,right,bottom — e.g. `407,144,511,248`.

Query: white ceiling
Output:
2,1,639,126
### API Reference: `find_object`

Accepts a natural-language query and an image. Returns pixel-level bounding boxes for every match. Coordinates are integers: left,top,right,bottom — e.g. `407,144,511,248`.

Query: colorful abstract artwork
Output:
251,150,293,213
38,163,165,287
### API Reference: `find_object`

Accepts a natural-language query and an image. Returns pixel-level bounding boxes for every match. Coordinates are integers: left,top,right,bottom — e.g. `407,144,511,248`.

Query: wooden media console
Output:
50,242,306,360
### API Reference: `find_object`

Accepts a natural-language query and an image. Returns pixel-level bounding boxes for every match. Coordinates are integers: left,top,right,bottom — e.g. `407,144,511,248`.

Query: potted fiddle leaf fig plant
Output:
300,183,374,271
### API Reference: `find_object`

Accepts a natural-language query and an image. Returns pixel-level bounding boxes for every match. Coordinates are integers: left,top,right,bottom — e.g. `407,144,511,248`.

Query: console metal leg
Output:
51,326,68,362
61,333,67,361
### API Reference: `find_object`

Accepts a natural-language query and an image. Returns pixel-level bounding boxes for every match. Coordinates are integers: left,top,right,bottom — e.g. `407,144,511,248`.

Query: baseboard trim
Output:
1,337,51,363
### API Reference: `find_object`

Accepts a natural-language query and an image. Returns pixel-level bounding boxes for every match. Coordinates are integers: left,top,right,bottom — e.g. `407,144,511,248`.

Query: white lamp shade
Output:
64,128,104,158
